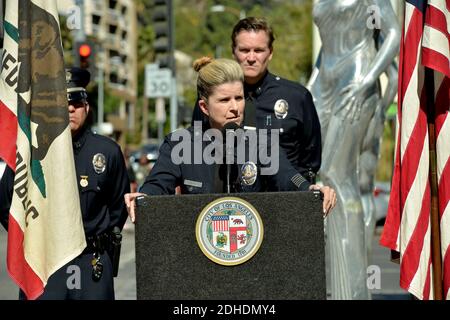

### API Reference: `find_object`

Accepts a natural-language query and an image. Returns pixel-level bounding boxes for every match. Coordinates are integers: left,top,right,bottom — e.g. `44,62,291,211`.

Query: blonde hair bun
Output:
193,56,213,72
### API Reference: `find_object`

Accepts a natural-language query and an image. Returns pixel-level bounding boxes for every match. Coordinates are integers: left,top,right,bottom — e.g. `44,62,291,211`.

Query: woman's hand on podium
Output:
124,192,145,223
309,184,337,217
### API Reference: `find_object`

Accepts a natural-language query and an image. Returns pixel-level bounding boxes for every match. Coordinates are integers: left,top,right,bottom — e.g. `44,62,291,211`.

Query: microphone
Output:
222,122,239,193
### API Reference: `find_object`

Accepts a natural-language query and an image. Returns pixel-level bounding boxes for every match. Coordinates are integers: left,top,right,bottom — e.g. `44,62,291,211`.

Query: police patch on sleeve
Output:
196,197,264,266
274,99,289,119
241,162,257,186
92,153,106,174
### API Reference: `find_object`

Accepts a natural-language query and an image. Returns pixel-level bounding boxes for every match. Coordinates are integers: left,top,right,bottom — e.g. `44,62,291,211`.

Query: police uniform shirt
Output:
244,71,321,182
73,126,130,236
139,126,310,196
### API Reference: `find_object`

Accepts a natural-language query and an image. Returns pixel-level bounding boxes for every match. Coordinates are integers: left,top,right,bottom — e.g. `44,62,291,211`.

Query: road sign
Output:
145,64,172,98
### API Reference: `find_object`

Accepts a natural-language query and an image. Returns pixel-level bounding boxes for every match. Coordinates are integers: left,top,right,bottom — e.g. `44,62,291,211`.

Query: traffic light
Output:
152,0,173,70
78,43,92,69
74,40,96,77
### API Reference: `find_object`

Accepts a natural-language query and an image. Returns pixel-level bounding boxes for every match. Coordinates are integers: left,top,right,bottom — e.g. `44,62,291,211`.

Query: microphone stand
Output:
226,163,231,194
222,122,239,194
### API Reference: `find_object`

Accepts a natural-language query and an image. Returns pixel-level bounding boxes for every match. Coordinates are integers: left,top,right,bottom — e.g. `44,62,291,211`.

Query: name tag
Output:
184,179,203,188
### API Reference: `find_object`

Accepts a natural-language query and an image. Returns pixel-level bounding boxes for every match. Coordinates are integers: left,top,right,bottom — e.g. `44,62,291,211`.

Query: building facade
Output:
85,0,137,135
59,0,137,141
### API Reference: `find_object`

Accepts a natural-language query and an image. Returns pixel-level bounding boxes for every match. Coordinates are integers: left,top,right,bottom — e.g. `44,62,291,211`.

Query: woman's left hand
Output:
309,184,337,217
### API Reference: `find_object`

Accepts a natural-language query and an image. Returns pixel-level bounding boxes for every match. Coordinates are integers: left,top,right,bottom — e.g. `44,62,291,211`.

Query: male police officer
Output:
0,67,130,299
193,17,321,183
64,67,130,299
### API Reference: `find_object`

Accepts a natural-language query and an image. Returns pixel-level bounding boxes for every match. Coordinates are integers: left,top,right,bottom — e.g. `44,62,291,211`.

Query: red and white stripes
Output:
380,0,449,300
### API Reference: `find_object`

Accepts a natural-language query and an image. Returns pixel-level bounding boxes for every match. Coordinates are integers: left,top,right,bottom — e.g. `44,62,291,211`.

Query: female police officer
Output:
125,57,336,222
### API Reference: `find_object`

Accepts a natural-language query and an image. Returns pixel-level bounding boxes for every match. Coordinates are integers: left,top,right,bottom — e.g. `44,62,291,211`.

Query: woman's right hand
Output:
124,192,145,223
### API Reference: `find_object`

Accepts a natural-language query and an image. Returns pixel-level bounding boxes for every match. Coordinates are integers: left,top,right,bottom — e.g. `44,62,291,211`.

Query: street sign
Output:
145,64,172,98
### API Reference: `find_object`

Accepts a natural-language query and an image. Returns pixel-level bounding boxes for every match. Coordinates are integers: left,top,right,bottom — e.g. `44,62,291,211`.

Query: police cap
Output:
66,67,90,102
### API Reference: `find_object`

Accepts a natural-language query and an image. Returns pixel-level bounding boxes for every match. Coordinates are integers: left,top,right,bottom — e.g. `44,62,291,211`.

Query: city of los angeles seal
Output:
196,197,264,266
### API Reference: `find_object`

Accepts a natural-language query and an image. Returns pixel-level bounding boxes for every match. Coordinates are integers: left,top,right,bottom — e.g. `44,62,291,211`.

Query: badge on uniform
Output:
241,162,257,186
80,175,89,187
274,99,289,119
92,153,106,174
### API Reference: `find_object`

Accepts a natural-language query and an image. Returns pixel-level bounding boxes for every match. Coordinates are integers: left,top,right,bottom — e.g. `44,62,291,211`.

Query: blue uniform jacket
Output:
140,126,310,196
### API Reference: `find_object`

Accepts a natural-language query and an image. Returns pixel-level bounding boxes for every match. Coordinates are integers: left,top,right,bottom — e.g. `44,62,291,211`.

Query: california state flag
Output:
0,0,86,299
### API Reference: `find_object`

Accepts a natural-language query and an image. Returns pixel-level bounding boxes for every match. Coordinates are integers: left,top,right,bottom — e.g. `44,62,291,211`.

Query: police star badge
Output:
274,99,289,119
241,161,257,185
80,175,89,187
92,153,106,174
196,197,264,266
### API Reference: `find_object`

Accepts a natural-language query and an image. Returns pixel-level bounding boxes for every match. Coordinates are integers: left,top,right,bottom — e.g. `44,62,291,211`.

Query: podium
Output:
135,191,326,299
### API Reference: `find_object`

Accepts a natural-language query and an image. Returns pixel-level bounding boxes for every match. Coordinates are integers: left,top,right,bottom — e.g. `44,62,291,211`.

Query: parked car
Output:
130,143,159,163
129,142,160,175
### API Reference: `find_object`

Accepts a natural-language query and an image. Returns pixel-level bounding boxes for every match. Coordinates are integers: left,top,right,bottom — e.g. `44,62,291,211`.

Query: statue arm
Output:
362,0,401,89
336,0,401,122
382,61,398,110
306,48,322,95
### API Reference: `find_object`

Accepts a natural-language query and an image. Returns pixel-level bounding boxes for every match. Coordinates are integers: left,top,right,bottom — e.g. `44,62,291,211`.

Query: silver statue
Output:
307,0,400,299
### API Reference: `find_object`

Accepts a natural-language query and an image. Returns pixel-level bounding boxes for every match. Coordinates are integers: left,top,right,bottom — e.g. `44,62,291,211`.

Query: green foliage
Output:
376,119,396,182
59,15,74,67
268,1,313,83
133,0,315,140
104,91,122,114
173,0,314,107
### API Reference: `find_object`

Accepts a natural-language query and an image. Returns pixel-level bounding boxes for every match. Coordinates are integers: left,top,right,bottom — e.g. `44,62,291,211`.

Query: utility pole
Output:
74,0,86,47
168,0,177,132
97,62,104,128
153,0,177,134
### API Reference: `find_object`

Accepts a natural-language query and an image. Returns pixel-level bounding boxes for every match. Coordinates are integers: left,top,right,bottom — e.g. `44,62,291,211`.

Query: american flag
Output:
212,215,229,232
380,0,450,300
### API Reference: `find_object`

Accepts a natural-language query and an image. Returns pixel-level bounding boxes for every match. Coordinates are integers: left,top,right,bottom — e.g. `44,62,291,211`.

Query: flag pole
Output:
425,67,443,300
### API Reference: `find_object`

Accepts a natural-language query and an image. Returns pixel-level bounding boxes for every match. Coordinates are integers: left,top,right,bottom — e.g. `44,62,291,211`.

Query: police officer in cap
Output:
0,67,130,299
